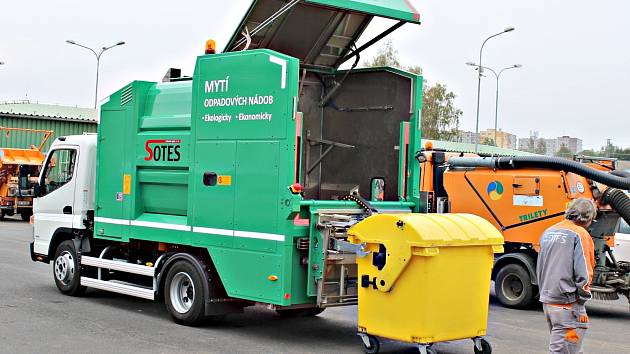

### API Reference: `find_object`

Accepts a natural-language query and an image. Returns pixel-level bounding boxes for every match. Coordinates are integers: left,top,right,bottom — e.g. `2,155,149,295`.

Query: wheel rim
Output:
54,251,75,285
501,273,524,301
170,272,195,314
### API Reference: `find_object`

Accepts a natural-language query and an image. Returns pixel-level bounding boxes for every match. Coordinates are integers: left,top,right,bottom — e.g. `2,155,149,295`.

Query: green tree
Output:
535,138,547,155
620,148,630,160
363,41,460,141
603,140,617,158
482,137,496,146
363,39,401,68
556,144,572,158
407,65,423,75
421,83,462,140
580,149,599,156
601,142,630,160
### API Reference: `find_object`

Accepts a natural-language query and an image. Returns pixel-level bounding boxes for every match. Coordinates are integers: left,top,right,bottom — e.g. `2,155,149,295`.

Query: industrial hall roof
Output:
0,100,97,123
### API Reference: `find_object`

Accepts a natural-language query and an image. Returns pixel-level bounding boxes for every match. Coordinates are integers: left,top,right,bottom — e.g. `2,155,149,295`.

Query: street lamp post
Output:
66,40,125,108
467,63,522,147
473,27,515,152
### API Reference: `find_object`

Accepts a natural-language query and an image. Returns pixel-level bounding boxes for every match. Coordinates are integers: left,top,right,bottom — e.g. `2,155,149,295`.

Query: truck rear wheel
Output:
495,263,535,308
164,260,206,326
53,240,86,296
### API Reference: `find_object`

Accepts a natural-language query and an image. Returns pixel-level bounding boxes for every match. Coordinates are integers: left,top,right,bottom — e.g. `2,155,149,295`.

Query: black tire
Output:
53,240,86,296
474,338,492,354
164,260,206,326
275,307,325,317
0,210,4,220
20,209,32,222
363,335,380,354
425,347,437,354
495,263,535,308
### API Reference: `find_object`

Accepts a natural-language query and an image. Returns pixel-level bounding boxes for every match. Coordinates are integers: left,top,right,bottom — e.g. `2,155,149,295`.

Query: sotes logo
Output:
144,139,182,162
487,181,504,201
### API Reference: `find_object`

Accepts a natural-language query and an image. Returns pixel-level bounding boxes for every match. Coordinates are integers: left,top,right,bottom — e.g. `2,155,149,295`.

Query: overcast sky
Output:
1,0,628,150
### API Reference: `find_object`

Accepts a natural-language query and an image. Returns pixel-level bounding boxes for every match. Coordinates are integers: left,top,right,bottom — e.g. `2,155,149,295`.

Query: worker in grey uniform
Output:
536,198,597,354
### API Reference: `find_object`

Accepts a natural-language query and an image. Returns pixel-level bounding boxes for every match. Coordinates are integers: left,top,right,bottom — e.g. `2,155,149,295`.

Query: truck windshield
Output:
41,149,76,196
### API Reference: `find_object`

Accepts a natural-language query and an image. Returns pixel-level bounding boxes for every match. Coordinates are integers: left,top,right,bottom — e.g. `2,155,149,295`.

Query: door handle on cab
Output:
63,206,72,215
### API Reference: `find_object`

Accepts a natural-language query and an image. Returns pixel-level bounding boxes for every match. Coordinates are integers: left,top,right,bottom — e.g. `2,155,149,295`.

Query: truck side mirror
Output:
415,151,427,164
18,165,30,191
370,178,385,202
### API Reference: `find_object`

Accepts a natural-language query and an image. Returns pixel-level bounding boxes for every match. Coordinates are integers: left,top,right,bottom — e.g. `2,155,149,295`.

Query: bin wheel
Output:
362,335,380,354
425,347,437,354
495,263,535,308
474,338,492,354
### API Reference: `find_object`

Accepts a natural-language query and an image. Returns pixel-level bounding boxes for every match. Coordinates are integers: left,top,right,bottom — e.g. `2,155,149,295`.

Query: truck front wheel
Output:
495,263,535,308
53,240,86,296
165,260,206,326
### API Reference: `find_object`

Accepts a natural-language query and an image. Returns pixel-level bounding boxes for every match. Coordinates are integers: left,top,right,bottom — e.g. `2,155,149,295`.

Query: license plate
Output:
17,201,31,206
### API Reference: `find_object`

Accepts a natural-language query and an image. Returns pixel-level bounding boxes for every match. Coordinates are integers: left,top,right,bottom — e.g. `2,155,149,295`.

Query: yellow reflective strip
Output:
123,174,132,195
217,175,232,186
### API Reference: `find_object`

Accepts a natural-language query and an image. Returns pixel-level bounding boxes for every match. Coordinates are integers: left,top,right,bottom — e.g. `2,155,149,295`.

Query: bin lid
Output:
224,0,421,69
349,213,505,248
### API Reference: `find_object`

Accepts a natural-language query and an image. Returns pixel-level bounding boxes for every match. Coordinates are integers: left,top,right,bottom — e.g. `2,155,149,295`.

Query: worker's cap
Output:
565,198,597,224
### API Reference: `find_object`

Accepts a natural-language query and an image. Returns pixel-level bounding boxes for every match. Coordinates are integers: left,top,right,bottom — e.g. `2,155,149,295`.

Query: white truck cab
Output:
30,134,96,262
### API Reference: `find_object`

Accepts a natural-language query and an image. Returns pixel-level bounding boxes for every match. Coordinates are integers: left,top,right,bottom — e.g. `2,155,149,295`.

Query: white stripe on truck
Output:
94,217,284,241
94,217,130,225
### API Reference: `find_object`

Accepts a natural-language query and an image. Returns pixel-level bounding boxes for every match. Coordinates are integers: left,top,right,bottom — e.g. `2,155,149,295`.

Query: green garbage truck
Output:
31,0,425,324
29,2,498,352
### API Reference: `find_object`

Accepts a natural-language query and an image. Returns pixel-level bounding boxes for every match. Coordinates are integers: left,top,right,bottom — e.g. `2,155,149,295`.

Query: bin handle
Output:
369,243,412,293
371,246,439,293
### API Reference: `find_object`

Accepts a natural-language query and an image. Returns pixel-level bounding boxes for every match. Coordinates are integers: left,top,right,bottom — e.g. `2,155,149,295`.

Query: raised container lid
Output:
224,0,420,69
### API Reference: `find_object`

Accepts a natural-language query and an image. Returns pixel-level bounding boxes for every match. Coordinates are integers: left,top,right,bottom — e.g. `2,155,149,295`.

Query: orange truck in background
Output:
417,144,630,309
0,127,52,221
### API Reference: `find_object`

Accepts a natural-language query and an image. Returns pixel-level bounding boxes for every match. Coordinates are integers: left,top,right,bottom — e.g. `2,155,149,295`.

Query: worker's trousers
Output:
543,303,589,354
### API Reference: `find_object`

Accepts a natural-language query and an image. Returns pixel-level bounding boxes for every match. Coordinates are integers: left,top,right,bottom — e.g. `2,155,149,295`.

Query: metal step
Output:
81,277,155,300
81,256,155,277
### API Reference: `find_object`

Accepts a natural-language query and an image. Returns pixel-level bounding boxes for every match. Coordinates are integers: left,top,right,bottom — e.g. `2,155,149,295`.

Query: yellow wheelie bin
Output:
348,213,504,354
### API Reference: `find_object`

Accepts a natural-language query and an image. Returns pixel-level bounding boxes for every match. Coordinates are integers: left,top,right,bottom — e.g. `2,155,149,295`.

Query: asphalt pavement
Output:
1,217,629,354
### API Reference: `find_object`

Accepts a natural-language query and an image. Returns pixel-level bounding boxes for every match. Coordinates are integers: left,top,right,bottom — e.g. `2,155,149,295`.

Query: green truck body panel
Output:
96,50,301,304
95,44,422,306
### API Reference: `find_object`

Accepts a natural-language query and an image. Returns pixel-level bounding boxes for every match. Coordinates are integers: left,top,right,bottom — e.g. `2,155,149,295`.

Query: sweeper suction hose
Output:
448,156,630,190
602,188,630,226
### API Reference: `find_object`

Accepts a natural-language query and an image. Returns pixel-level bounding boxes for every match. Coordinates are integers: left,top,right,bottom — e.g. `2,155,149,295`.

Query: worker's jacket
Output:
536,219,595,305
